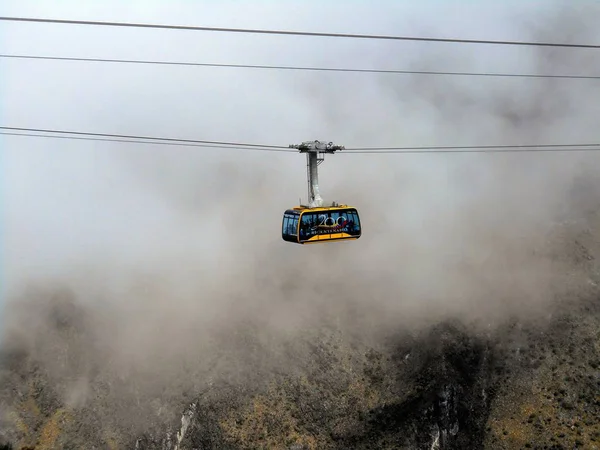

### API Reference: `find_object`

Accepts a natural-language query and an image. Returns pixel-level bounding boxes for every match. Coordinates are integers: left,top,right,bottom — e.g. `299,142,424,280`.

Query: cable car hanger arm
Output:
288,140,345,208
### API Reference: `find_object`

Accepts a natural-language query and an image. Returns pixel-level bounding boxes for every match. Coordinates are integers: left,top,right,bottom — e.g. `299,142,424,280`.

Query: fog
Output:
2,0,600,437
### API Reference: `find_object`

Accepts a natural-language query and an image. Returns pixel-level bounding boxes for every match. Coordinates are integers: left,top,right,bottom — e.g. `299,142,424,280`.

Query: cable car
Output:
282,139,361,245
282,204,361,244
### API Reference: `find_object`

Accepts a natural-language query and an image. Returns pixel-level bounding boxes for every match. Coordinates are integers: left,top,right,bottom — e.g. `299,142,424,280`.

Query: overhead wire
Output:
344,143,600,153
2,53,600,80
342,147,600,154
3,127,600,155
0,131,296,153
0,126,289,150
2,17,600,155
1,16,600,49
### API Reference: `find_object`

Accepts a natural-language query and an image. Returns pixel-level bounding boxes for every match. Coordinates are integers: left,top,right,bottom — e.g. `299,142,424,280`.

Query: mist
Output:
2,0,600,442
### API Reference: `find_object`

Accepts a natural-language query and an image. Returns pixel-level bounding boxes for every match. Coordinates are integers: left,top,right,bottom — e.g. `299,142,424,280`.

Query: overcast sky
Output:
3,0,600,334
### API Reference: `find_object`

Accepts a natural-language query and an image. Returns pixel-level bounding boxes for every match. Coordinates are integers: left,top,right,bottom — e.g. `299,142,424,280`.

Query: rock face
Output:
1,294,599,450
1,217,600,449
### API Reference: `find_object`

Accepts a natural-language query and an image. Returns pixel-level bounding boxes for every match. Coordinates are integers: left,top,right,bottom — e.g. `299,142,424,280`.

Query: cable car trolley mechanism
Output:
282,140,361,244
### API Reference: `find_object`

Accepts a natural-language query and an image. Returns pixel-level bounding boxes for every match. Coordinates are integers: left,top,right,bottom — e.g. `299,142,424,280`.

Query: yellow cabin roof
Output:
291,204,355,212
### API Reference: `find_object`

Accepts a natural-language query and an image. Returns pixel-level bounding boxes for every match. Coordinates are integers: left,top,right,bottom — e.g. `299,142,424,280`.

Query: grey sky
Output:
2,0,600,336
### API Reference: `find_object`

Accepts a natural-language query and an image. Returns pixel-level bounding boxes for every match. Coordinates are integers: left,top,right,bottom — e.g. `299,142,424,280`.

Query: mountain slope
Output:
1,215,600,449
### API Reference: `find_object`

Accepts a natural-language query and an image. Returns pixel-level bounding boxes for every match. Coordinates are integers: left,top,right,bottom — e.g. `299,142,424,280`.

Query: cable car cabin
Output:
282,205,361,244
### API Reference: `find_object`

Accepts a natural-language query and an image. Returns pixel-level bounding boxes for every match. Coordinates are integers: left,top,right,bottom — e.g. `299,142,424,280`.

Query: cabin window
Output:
348,210,360,232
289,216,298,235
282,216,289,234
282,214,299,236
299,209,360,239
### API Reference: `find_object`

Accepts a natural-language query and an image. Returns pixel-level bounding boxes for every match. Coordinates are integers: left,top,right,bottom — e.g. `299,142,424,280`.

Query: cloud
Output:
2,1,600,439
